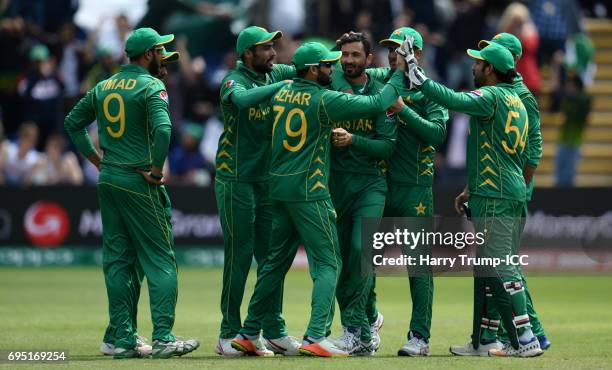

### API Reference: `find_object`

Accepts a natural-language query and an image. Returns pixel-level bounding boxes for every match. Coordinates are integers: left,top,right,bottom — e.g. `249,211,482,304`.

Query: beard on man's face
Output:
317,70,332,86
253,55,274,74
148,57,161,77
342,62,365,79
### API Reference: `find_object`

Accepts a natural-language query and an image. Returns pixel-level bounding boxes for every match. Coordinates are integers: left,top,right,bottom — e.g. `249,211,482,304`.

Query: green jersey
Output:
329,74,397,177
513,74,542,201
420,79,528,201
217,61,295,182
341,67,448,186
65,64,171,170
268,69,404,202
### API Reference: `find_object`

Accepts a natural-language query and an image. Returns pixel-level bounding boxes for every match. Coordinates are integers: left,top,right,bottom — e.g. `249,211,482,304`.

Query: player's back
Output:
93,65,166,170
469,84,528,201
268,79,331,202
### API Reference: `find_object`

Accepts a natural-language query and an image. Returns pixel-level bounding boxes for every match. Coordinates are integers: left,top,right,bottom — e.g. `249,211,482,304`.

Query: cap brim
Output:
478,40,491,49
466,49,484,60
379,38,401,46
156,34,175,47
162,51,180,63
321,50,341,63
254,30,283,46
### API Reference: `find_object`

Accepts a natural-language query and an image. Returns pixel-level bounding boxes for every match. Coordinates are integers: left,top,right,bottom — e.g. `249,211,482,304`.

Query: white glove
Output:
407,60,428,87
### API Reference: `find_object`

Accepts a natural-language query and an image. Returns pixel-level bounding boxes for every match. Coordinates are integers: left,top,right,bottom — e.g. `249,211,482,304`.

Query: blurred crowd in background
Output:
0,0,608,187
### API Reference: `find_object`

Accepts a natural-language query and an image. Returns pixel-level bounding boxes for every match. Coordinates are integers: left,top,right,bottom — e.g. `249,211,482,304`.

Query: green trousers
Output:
241,198,341,339
328,172,386,341
495,201,546,341
384,182,434,339
98,169,177,349
469,195,530,349
102,262,143,345
214,178,287,339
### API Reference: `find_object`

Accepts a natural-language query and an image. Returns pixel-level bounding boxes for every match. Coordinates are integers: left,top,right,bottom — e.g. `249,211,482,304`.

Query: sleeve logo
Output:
160,90,169,102
226,80,236,88
470,89,483,97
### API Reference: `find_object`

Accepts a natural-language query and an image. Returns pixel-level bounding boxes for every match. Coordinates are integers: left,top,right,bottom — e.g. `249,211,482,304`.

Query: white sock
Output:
518,328,535,343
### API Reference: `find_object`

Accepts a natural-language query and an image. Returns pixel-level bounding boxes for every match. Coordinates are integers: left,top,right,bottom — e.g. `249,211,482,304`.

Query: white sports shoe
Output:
450,339,502,356
352,340,375,357
100,342,114,356
489,337,543,358
299,338,349,357
215,338,244,357
332,327,360,353
370,312,384,351
265,336,301,356
101,335,152,356
231,334,275,356
397,331,429,356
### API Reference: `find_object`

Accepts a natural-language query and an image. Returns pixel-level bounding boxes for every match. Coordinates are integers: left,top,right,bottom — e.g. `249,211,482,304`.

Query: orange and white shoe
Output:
299,338,349,357
231,334,274,357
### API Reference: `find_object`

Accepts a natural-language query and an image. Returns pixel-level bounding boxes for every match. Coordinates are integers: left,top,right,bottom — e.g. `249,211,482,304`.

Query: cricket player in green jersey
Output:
214,26,300,357
402,39,543,357
64,28,199,359
476,33,550,351
231,41,406,357
99,46,181,358
321,32,397,356
380,27,448,357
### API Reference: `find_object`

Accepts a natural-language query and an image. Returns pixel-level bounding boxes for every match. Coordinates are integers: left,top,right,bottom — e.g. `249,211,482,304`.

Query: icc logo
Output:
23,202,70,247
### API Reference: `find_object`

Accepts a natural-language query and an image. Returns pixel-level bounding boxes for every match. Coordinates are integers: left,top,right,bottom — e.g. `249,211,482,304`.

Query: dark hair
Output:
296,66,309,78
483,61,517,84
569,73,584,90
240,45,257,62
337,32,372,56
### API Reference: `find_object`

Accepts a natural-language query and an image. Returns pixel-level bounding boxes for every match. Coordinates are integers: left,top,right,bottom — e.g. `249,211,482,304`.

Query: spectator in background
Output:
555,74,592,187
26,133,83,185
498,2,541,94
0,117,6,184
0,16,29,136
95,14,132,63
564,32,596,87
17,44,64,150
0,121,40,184
168,122,210,186
81,46,119,93
443,0,488,89
56,21,87,108
529,0,582,66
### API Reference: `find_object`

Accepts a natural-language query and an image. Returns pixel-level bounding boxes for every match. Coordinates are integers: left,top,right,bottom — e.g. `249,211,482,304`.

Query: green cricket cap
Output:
467,42,515,73
478,32,522,59
236,26,282,55
30,44,49,61
160,47,180,64
291,42,341,71
125,27,174,58
379,27,423,50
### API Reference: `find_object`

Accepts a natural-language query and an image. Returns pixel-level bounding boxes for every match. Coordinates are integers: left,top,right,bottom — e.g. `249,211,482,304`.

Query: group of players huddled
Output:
65,22,549,359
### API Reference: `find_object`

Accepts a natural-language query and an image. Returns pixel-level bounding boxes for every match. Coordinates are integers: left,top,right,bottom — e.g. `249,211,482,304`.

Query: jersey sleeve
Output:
64,87,97,157
398,99,449,146
522,94,542,168
351,112,397,159
145,79,172,168
221,78,286,108
420,79,496,120
365,67,391,83
270,64,297,82
322,70,403,122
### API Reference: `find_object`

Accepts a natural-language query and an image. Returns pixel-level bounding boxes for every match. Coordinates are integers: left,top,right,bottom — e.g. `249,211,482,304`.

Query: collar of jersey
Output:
120,64,150,75
236,60,268,82
292,78,323,88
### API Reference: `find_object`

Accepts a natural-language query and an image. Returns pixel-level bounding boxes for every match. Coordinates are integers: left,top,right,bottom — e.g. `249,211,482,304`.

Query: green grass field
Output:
1,267,611,369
